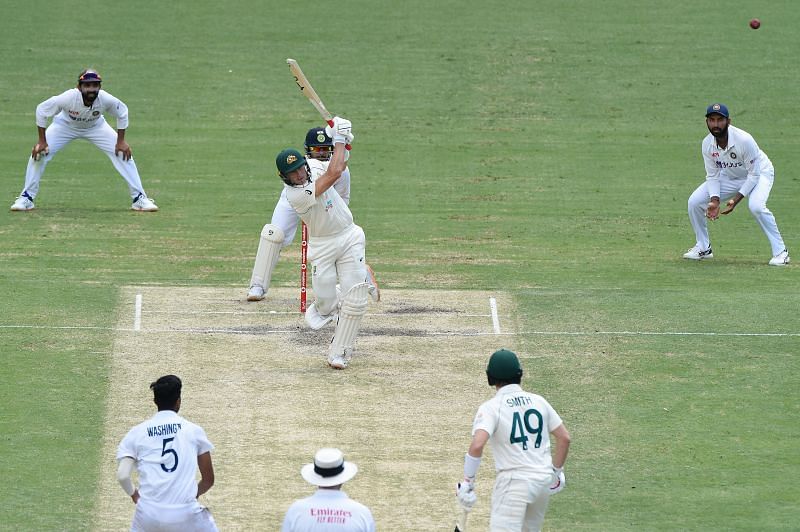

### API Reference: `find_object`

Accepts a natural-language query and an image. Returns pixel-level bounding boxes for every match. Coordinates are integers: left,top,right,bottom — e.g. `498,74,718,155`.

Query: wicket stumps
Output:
300,222,308,313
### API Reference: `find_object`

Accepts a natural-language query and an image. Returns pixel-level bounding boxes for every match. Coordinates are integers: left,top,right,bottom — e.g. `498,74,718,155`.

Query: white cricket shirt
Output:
702,124,773,198
117,410,214,505
281,489,375,532
36,88,129,130
472,384,563,474
284,159,354,238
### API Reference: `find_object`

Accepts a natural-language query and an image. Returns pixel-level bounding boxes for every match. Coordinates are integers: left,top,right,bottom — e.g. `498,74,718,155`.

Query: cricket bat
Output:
455,507,468,532
286,58,351,150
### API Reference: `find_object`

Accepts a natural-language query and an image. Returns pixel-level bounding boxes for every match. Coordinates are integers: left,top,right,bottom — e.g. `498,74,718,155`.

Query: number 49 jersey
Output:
472,384,563,474
117,409,214,505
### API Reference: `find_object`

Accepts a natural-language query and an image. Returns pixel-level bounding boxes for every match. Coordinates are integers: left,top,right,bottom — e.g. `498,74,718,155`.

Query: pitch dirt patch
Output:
93,287,516,530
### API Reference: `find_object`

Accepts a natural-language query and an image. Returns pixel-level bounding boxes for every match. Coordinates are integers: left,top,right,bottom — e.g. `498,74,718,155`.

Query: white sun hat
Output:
300,448,359,487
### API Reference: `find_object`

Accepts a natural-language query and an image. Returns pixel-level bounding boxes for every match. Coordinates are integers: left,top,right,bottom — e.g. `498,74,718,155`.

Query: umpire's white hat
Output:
301,448,358,487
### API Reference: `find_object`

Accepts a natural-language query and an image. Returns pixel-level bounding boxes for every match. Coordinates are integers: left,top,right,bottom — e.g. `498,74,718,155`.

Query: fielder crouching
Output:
276,117,371,369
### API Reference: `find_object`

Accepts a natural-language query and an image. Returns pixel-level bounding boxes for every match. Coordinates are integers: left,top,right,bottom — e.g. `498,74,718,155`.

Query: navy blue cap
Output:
705,103,729,118
78,69,102,84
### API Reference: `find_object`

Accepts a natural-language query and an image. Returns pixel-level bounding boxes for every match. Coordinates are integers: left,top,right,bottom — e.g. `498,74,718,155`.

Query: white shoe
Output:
305,303,337,330
247,285,265,301
768,249,790,266
366,264,381,302
327,348,352,369
131,194,158,212
10,195,35,211
683,245,713,260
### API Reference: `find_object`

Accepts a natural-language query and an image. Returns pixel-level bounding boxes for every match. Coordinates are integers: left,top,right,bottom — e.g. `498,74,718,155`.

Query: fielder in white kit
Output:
247,126,378,302
683,103,789,265
116,375,218,531
10,69,158,212
457,349,571,532
275,117,371,369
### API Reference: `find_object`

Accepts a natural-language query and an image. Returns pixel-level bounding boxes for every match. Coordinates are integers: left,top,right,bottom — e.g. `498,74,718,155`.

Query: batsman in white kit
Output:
10,69,158,212
456,349,571,532
247,126,379,303
116,375,218,532
275,117,371,369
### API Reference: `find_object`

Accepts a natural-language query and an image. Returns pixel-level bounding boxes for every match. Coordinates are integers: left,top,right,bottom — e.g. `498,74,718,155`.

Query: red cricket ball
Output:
749,18,761,29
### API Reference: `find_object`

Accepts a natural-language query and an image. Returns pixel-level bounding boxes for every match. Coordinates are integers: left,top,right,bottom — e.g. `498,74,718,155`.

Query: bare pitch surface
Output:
94,287,515,530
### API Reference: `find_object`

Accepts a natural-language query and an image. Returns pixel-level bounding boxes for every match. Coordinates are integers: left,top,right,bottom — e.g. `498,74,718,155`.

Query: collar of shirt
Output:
152,409,178,420
495,383,523,396
716,125,740,151
313,489,349,499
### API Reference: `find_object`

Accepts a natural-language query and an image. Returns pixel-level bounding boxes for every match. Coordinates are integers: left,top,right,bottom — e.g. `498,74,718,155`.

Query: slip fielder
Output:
10,69,158,212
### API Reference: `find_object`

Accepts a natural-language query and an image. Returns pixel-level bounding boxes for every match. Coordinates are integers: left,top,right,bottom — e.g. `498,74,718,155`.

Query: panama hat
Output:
300,448,358,487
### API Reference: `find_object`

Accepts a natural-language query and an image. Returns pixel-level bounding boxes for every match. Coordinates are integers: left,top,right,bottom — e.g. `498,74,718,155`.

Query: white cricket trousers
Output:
131,500,218,532
490,470,553,532
20,118,147,200
308,224,367,316
687,171,786,256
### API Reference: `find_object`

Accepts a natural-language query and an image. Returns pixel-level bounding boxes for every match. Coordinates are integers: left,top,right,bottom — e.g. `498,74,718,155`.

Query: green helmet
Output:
486,349,523,384
276,148,307,184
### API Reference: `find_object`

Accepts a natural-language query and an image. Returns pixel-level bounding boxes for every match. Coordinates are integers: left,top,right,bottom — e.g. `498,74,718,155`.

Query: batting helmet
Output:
486,349,523,385
78,69,102,84
304,127,333,161
276,148,308,185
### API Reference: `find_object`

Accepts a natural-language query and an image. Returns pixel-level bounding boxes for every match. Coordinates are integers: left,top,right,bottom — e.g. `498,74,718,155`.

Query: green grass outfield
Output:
1,0,799,530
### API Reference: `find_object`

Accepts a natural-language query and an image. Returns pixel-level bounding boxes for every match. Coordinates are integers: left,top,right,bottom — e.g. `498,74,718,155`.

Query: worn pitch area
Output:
93,287,514,530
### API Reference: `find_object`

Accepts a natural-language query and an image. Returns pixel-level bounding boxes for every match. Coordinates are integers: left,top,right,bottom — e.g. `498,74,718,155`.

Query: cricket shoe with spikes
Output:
683,245,713,260
131,194,158,212
327,347,353,370
305,303,337,330
10,194,35,211
768,249,790,266
247,285,265,301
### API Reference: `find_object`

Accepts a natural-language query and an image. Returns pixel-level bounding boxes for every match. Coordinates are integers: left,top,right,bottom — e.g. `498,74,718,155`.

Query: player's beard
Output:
81,90,99,106
708,123,728,139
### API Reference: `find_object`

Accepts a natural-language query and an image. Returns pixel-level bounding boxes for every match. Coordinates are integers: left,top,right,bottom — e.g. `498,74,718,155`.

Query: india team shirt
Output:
281,489,376,532
702,124,773,198
472,384,563,474
284,159,354,238
36,88,129,130
116,410,214,505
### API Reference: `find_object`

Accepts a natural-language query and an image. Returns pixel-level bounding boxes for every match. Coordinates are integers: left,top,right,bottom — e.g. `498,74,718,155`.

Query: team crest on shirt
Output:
729,152,737,159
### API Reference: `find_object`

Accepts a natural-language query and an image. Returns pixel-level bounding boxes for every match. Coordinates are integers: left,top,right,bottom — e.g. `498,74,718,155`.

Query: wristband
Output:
464,453,481,479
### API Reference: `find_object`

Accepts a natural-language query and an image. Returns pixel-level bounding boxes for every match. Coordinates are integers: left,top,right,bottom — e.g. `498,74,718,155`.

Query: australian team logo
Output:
287,154,297,164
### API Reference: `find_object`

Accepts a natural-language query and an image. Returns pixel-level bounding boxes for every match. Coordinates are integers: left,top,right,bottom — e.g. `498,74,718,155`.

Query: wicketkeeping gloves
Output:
549,467,566,495
456,477,477,510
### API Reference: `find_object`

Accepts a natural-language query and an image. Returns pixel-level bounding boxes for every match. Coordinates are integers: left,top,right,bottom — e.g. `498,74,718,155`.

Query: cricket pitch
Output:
93,286,515,530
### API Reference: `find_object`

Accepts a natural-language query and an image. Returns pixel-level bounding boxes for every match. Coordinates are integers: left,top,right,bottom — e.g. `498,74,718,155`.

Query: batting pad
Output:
329,282,370,355
249,224,284,289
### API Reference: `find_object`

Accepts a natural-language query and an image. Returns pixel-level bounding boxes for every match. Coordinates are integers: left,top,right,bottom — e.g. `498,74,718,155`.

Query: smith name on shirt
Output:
505,396,533,408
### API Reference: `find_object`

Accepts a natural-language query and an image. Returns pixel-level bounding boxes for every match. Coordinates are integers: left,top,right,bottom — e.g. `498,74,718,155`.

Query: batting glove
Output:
549,467,566,495
326,117,354,145
456,477,477,510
